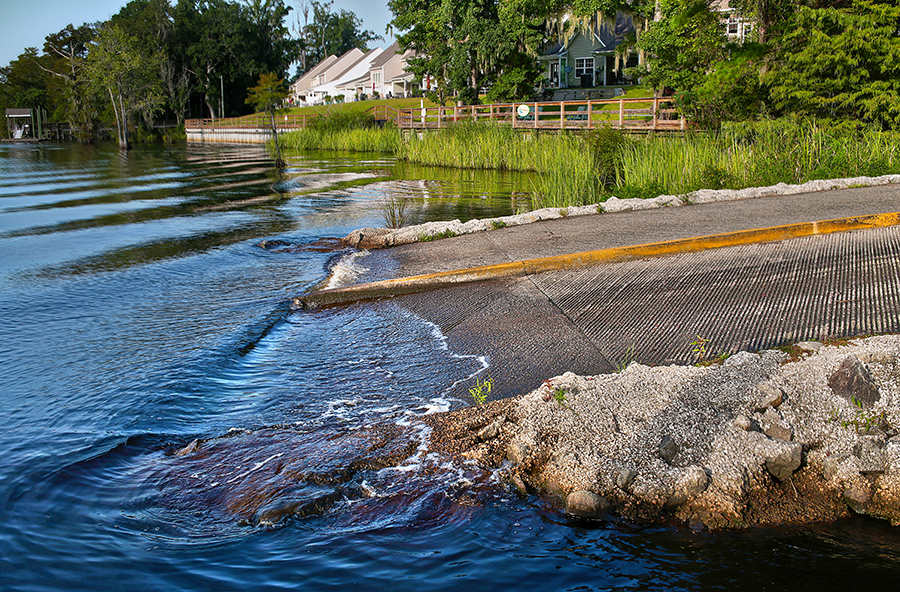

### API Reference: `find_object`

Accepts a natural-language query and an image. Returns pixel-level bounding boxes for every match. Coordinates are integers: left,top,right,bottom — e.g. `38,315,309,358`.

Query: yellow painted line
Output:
295,212,900,308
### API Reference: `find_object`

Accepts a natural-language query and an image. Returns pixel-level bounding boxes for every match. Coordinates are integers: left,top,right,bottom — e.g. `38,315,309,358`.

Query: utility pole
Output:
220,75,225,118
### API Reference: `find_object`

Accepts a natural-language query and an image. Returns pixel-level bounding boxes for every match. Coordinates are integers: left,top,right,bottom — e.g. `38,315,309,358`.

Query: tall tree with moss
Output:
631,0,725,93
246,72,289,167
85,24,165,149
40,24,103,141
390,0,561,105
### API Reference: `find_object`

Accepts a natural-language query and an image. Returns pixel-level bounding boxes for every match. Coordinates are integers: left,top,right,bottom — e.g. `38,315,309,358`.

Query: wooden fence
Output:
185,97,684,133
185,113,319,130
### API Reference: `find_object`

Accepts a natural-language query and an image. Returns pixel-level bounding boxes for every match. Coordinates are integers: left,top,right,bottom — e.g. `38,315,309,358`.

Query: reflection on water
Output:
0,144,535,280
2,141,900,592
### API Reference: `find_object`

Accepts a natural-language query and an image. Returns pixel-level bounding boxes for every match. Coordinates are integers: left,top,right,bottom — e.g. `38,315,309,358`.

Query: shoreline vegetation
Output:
278,114,900,211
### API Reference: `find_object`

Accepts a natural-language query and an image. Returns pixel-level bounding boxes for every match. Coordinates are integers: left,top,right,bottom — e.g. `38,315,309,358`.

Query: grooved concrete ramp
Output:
300,184,900,400
397,225,900,400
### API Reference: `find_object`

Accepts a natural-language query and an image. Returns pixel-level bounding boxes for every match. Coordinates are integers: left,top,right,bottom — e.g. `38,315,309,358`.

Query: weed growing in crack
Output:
469,375,494,406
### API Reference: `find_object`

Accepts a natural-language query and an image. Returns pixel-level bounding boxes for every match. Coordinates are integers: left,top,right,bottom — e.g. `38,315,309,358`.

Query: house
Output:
289,55,338,104
377,41,418,98
304,47,385,104
538,14,639,89
712,0,753,41
335,41,419,100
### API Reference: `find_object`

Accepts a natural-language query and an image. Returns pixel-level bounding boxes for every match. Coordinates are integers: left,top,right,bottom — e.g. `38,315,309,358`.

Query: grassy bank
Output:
280,126,403,153
279,111,900,209
614,120,900,200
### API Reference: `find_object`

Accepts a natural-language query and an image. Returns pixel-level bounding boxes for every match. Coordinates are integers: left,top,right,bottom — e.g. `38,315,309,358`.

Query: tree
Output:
41,24,102,141
174,0,250,119
0,48,55,112
110,0,190,126
296,0,380,74
631,0,726,94
85,24,165,148
246,72,289,167
766,0,900,128
389,0,555,105
246,0,297,77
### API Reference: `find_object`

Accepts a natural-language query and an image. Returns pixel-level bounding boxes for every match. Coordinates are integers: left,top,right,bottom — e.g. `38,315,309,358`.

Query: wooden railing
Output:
185,113,320,129
185,97,684,133
394,97,683,131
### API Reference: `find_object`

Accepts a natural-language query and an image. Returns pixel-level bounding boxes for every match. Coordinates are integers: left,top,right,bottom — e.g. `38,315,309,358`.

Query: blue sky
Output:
1,0,394,68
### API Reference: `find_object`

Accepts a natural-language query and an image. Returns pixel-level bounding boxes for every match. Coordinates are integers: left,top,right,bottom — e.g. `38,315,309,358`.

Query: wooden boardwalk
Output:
185,97,684,134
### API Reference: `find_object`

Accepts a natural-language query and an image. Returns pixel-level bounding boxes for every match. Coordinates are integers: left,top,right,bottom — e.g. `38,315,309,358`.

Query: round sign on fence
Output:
517,104,530,117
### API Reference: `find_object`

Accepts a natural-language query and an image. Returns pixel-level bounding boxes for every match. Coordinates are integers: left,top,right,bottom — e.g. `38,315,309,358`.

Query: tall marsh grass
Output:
280,115,900,209
279,127,403,153
400,122,597,207
615,120,900,199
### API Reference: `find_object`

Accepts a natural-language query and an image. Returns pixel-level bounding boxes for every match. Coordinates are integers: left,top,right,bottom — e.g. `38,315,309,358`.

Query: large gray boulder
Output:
764,441,803,481
828,355,880,407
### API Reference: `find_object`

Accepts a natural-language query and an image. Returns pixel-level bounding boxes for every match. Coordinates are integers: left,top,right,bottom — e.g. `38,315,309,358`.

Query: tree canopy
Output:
634,0,900,129
0,0,377,140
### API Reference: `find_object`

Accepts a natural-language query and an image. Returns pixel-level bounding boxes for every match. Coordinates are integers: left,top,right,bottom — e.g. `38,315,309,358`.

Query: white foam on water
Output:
225,452,284,484
323,249,371,290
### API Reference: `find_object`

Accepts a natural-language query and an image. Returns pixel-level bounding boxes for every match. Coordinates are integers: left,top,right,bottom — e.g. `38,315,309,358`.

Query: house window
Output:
727,16,739,36
575,58,593,78
575,57,594,87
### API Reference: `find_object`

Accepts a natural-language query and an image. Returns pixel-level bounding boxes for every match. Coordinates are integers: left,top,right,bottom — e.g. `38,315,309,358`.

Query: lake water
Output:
2,141,899,591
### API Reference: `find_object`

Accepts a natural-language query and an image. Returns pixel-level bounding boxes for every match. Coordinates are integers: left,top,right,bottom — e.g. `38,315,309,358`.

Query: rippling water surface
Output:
2,141,899,591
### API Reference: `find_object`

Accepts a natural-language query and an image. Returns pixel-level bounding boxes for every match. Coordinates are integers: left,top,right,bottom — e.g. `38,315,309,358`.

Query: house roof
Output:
334,72,371,90
369,40,401,69
291,55,338,91
320,48,367,83
307,47,393,96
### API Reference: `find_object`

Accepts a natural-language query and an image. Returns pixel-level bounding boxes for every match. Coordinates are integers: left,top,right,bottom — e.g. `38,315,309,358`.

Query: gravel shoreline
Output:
424,335,900,529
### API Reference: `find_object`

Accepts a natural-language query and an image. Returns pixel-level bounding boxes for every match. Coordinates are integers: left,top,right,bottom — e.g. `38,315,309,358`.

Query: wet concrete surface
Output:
379,188,900,400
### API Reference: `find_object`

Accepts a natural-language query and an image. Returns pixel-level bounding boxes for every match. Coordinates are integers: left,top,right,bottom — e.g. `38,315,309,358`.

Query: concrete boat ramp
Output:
299,184,900,399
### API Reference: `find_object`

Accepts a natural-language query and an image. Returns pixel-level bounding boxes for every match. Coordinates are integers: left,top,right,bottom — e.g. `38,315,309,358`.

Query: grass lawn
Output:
282,97,438,117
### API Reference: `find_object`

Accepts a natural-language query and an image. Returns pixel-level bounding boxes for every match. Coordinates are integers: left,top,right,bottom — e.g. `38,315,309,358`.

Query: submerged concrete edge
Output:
295,211,900,308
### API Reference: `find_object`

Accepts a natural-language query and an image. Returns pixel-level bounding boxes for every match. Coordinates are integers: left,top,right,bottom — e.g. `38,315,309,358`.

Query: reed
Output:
613,120,900,199
279,127,403,153
281,116,900,210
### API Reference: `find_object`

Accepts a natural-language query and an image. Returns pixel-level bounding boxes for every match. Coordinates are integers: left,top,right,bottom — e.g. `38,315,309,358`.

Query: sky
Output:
0,0,394,68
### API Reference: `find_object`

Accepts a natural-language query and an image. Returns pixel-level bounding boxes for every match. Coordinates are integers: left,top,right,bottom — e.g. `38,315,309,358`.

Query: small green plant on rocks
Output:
690,335,710,361
469,374,494,406
420,229,459,242
831,397,888,434
553,388,568,407
614,345,636,373
491,219,507,229
696,351,732,367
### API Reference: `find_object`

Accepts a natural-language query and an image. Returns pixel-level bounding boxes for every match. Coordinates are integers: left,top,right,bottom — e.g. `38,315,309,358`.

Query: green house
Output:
538,16,639,89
